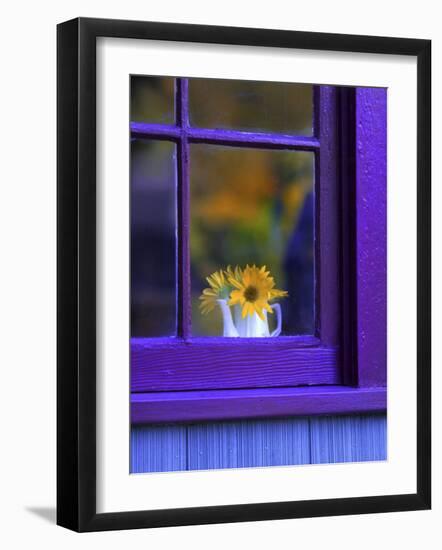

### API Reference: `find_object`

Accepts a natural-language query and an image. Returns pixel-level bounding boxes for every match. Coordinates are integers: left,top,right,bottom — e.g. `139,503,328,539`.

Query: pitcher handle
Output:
270,303,282,337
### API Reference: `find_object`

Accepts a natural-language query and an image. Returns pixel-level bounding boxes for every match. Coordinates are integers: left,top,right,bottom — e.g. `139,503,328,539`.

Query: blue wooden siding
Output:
131,413,386,473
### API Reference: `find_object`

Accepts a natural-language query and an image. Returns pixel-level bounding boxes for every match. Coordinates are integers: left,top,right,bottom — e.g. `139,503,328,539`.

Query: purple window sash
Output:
130,79,387,422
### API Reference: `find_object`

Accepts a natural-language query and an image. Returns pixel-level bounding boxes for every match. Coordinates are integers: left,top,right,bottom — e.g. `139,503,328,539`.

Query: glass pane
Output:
130,76,175,124
190,145,314,337
189,78,313,135
131,139,177,337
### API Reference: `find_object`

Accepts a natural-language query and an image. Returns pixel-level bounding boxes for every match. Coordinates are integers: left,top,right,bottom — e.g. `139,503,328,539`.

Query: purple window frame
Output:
130,78,387,424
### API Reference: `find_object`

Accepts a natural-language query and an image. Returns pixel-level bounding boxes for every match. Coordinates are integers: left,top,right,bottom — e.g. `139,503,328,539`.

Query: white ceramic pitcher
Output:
216,299,282,337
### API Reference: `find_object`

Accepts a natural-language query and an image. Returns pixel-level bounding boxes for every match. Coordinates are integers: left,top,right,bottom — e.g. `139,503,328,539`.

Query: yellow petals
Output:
199,264,288,318
199,269,231,315
227,264,287,319
269,288,289,299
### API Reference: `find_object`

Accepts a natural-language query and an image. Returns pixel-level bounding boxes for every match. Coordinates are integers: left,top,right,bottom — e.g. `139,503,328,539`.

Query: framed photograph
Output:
57,17,431,531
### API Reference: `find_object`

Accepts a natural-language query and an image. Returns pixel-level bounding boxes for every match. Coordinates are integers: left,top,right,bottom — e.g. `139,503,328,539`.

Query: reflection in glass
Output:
131,139,177,337
190,145,315,336
189,79,313,135
130,76,175,124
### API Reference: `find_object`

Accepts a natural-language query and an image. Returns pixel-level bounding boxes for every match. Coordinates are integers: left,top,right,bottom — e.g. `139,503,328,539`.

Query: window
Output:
130,77,386,423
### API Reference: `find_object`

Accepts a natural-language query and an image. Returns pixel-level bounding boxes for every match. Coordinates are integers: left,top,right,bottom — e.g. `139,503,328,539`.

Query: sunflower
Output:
199,269,231,315
228,264,288,320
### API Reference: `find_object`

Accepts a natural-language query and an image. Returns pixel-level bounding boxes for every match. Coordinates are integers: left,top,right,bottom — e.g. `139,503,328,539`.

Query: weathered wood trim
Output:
131,385,387,423
131,338,339,392
355,88,387,387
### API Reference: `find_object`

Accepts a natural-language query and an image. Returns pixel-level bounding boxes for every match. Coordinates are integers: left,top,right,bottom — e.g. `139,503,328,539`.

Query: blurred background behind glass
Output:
189,78,312,135
190,145,314,336
131,75,175,124
131,139,177,337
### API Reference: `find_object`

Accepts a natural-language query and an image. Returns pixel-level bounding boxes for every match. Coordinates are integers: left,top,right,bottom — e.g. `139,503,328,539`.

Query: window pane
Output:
189,79,313,135
190,145,315,336
131,139,177,337
130,76,175,124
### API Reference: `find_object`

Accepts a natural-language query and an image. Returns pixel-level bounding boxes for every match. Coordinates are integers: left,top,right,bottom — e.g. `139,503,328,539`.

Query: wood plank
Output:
187,422,239,471
130,424,187,473
309,414,387,463
131,338,339,392
187,418,310,470
131,385,387,424
129,413,387,473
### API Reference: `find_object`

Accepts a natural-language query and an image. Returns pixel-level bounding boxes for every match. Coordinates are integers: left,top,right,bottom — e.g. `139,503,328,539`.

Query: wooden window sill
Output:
131,385,386,424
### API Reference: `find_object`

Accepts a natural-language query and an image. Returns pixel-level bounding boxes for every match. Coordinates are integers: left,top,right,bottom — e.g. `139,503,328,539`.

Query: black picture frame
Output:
57,17,431,532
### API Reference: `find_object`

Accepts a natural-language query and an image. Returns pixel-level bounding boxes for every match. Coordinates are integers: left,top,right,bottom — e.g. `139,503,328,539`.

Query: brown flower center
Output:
244,285,258,302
